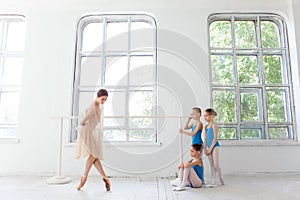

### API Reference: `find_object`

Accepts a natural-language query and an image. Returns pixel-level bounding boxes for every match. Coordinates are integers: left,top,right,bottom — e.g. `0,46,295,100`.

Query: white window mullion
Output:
0,15,25,140
208,13,294,141
72,14,157,142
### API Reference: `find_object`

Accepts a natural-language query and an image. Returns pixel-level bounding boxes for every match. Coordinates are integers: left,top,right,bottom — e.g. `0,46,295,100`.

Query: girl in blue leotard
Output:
173,144,204,191
203,108,224,186
179,107,203,145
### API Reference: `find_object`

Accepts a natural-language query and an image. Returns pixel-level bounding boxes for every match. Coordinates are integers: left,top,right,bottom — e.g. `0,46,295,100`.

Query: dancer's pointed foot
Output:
103,177,111,191
219,176,225,185
76,176,87,190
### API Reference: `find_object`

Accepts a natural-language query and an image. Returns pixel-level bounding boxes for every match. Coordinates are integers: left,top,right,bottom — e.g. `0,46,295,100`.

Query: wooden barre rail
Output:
51,115,190,119
50,115,186,164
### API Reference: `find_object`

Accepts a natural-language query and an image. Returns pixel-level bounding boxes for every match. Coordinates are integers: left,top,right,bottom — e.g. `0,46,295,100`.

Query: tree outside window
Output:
208,13,294,140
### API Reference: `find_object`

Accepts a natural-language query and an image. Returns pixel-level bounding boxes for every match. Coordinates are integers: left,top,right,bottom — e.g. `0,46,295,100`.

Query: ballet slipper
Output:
102,177,111,191
76,176,87,190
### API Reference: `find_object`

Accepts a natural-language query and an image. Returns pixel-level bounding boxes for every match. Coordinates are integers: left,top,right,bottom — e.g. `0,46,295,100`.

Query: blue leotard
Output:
191,125,203,144
190,164,204,187
205,126,220,148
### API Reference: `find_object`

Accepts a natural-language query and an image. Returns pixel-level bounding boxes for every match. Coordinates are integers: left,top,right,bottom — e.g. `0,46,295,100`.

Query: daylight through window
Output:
71,14,157,142
0,15,25,139
208,13,295,140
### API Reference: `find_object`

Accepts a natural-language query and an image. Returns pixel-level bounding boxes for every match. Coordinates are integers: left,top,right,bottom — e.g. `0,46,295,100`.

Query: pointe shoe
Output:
102,177,111,191
76,176,87,190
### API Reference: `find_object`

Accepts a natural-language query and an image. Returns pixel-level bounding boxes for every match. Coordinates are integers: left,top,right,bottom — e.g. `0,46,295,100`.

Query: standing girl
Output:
75,89,111,191
179,107,203,145
203,108,224,186
173,144,204,191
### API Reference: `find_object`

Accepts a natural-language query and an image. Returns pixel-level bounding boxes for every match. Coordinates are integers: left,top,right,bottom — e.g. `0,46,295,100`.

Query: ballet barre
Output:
73,115,187,163
102,115,189,118
47,114,189,184
47,116,75,184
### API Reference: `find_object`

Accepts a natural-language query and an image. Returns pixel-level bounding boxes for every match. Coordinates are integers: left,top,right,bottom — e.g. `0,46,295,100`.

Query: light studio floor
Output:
1,173,300,200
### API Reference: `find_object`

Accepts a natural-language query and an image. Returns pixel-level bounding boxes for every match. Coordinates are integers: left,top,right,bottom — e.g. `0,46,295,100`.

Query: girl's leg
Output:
83,155,97,176
77,155,96,190
93,159,107,178
175,167,201,190
171,167,183,186
207,154,217,185
177,167,184,183
94,158,111,191
185,168,202,188
201,158,205,184
212,147,225,185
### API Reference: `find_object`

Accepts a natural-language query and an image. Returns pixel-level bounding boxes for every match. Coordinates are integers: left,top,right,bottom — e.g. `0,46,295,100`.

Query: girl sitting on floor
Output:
173,144,204,191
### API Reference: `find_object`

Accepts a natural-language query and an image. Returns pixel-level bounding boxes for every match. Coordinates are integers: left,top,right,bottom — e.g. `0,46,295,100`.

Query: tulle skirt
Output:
75,124,103,160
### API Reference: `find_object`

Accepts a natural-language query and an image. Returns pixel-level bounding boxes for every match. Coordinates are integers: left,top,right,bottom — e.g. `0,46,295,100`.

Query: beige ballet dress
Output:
75,103,103,160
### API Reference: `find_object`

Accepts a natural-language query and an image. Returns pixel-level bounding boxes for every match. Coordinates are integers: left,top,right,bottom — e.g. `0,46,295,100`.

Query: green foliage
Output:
268,127,288,139
266,89,286,122
240,91,260,121
210,21,231,47
219,127,236,139
129,91,155,141
264,55,283,84
237,56,258,84
235,21,256,48
241,128,260,139
261,21,280,48
212,90,235,122
212,55,233,84
210,19,290,140
131,91,153,128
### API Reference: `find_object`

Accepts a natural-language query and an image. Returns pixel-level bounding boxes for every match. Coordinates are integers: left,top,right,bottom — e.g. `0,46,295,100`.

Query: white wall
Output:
0,0,300,177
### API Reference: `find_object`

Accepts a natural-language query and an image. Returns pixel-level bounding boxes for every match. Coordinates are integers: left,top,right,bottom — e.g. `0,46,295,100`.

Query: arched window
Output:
71,14,157,142
208,13,295,140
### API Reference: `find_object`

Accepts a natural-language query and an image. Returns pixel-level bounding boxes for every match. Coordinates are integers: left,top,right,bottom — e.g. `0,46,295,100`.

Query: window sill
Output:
0,138,20,143
220,139,300,147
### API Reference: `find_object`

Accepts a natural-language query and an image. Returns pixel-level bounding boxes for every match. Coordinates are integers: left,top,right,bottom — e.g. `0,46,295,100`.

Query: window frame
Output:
0,14,25,141
208,13,296,141
70,13,158,143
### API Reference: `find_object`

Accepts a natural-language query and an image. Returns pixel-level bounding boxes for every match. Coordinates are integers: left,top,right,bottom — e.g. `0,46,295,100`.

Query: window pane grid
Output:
72,14,157,142
209,13,294,140
0,15,25,139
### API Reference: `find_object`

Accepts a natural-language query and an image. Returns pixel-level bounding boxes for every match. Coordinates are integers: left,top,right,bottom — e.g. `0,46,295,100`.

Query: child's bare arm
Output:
183,116,193,130
180,121,201,136
184,159,200,168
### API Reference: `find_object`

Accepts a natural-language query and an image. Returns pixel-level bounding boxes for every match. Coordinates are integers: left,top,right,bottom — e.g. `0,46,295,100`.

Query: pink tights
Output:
177,167,202,188
207,147,224,185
